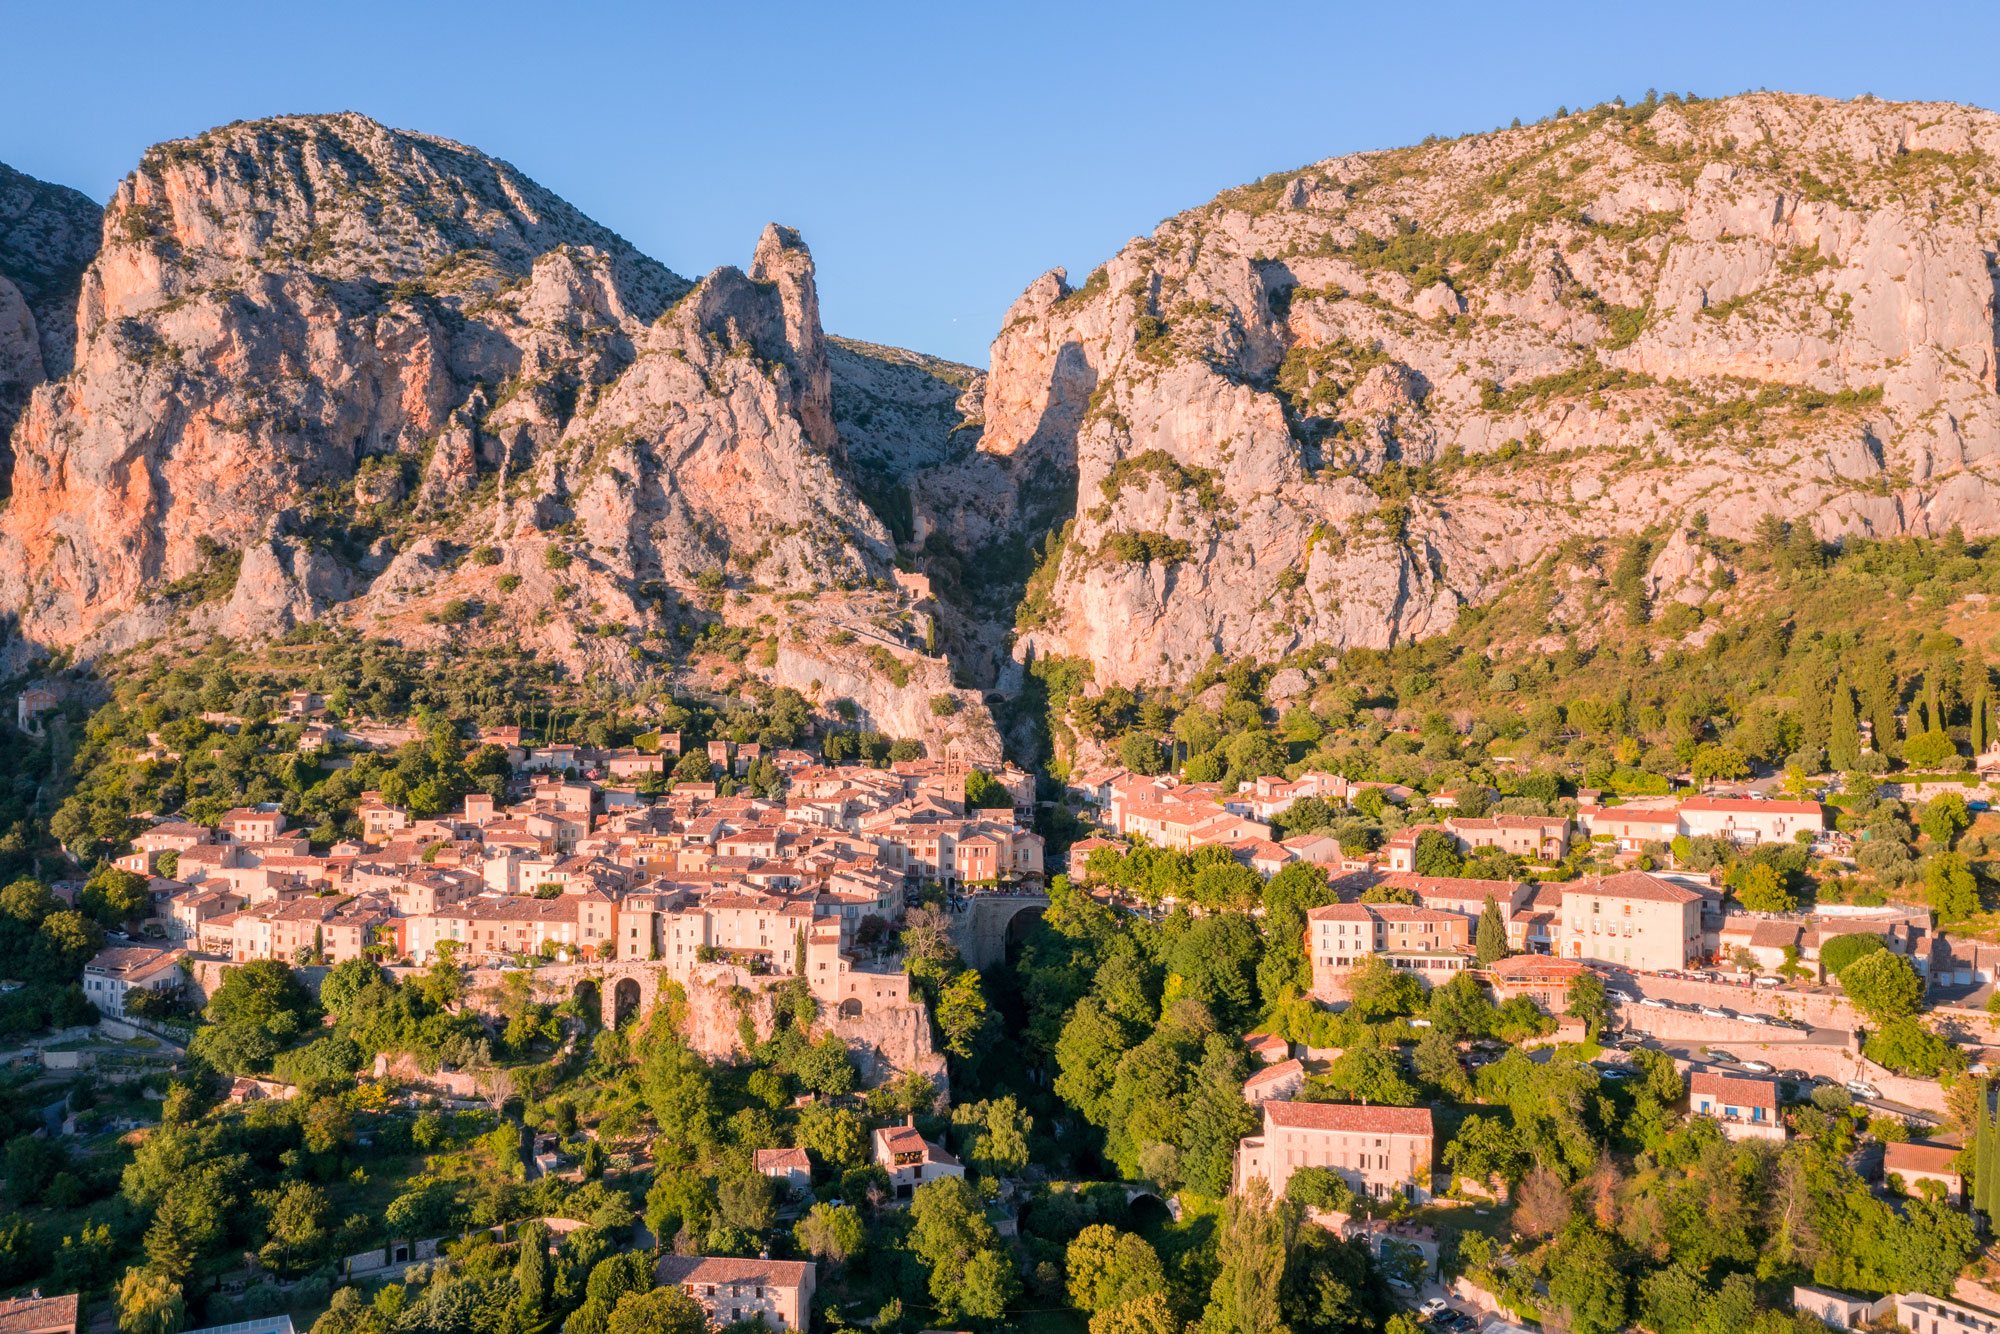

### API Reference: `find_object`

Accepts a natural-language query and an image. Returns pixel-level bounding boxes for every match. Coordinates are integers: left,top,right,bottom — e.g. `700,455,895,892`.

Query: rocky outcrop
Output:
925,93,2000,688
20,94,2000,741
0,115,992,754
0,163,100,474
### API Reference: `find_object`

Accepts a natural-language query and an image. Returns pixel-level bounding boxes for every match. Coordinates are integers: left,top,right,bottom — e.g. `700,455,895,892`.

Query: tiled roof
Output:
1884,1141,1961,1176
1572,871,1702,904
656,1254,814,1287
1263,1100,1433,1136
1688,1070,1778,1109
0,1293,79,1334
754,1147,811,1172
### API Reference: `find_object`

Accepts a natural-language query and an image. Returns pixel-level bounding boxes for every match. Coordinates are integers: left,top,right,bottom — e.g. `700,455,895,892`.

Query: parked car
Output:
1753,975,1783,988
1740,1059,1776,1074
1846,1079,1881,1099
1778,1069,1809,1082
1420,1300,1450,1319
1707,1050,1739,1063
1599,1066,1637,1080
1740,1013,1773,1026
1639,996,1668,1009
1698,1005,1731,1019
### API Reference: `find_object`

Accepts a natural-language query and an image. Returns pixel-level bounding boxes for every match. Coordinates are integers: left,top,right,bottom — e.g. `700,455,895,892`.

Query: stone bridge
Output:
945,892,1049,970
448,960,668,1029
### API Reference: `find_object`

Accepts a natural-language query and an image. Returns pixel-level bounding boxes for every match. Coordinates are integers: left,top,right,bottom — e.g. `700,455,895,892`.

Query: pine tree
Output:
1924,671,1943,738
1974,672,1992,756
1829,679,1861,771
1476,897,1510,966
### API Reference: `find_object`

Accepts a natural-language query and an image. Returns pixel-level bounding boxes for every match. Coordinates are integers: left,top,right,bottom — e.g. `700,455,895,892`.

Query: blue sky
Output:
6,1,2000,364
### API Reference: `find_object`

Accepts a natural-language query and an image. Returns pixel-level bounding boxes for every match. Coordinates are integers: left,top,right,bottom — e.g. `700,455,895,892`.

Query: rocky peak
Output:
0,163,100,470
911,91,2000,692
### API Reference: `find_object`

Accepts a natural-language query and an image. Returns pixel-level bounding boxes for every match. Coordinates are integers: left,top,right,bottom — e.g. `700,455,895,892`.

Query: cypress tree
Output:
1476,897,1510,966
1975,673,1992,756
1829,679,1861,772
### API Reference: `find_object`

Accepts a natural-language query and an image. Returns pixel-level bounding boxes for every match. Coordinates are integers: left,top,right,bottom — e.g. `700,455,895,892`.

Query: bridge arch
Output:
947,892,1051,970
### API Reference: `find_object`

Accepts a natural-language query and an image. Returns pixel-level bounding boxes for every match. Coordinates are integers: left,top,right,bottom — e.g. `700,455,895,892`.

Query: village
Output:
12,685,2000,1334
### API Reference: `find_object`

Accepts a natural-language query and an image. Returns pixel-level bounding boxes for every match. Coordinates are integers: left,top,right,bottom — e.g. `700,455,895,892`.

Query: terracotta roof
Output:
1572,871,1702,904
1263,1100,1433,1136
656,1254,814,1287
1679,797,1824,816
754,1147,811,1173
1379,873,1521,901
1244,1058,1305,1092
1884,1141,1962,1176
1688,1070,1778,1109
0,1293,79,1334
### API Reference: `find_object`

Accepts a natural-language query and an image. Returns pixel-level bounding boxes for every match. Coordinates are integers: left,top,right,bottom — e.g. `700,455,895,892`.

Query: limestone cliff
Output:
926,93,2000,689
0,163,100,474
0,115,995,757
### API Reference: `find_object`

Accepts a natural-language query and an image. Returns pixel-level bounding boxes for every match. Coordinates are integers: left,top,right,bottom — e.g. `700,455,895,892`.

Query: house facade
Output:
1234,1100,1435,1204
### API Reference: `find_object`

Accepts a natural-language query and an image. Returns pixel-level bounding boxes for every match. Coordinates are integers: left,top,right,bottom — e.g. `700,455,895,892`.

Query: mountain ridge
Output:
9,94,2000,768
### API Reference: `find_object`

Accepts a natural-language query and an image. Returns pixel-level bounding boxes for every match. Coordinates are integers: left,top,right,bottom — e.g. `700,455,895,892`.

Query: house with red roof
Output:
1557,871,1704,971
1235,1100,1436,1203
656,1255,815,1331
871,1118,963,1198
1689,1070,1784,1141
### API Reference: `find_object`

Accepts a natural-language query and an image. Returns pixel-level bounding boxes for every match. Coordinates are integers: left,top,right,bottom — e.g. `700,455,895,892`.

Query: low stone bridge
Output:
945,892,1049,970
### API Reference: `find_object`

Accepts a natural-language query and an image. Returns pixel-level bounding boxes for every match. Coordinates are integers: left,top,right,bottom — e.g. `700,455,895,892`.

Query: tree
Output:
717,1171,777,1233
1427,971,1496,1040
1346,955,1425,1019
951,1096,1033,1179
1904,730,1959,769
1821,932,1887,977
935,969,993,1060
117,1267,183,1334
1865,1018,1962,1077
1090,1293,1182,1334
604,1287,705,1334
794,1202,864,1267
965,769,1015,809
1830,679,1863,771
1316,1044,1420,1106
190,959,319,1075
1731,861,1797,913
80,866,150,930
1203,1181,1290,1334
1689,743,1749,786
1567,970,1609,1035
1545,1223,1629,1334
1926,852,1981,923
1412,830,1464,876
1444,1114,1529,1190
797,1103,866,1171
1922,793,1973,847
1066,1225,1166,1314
1475,896,1510,965
909,1176,1017,1321
1840,949,1924,1022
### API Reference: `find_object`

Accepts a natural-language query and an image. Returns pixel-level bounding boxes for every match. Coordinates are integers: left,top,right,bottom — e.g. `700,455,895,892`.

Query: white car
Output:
1846,1079,1881,1099
1740,1013,1772,1026
1638,996,1668,1009
1698,1006,1730,1019
1740,1059,1776,1074
1421,1300,1451,1319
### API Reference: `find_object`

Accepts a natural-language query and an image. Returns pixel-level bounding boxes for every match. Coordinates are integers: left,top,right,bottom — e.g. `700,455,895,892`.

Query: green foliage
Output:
1839,949,1924,1023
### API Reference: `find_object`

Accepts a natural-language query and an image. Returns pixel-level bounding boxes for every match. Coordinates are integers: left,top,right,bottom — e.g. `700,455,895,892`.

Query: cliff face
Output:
15,94,2000,750
0,164,100,471
0,114,998,759
932,93,2000,688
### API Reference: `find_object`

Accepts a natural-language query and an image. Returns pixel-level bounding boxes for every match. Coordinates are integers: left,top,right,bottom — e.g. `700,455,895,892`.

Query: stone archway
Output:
948,892,1052,970
612,977,643,1026
838,997,864,1021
